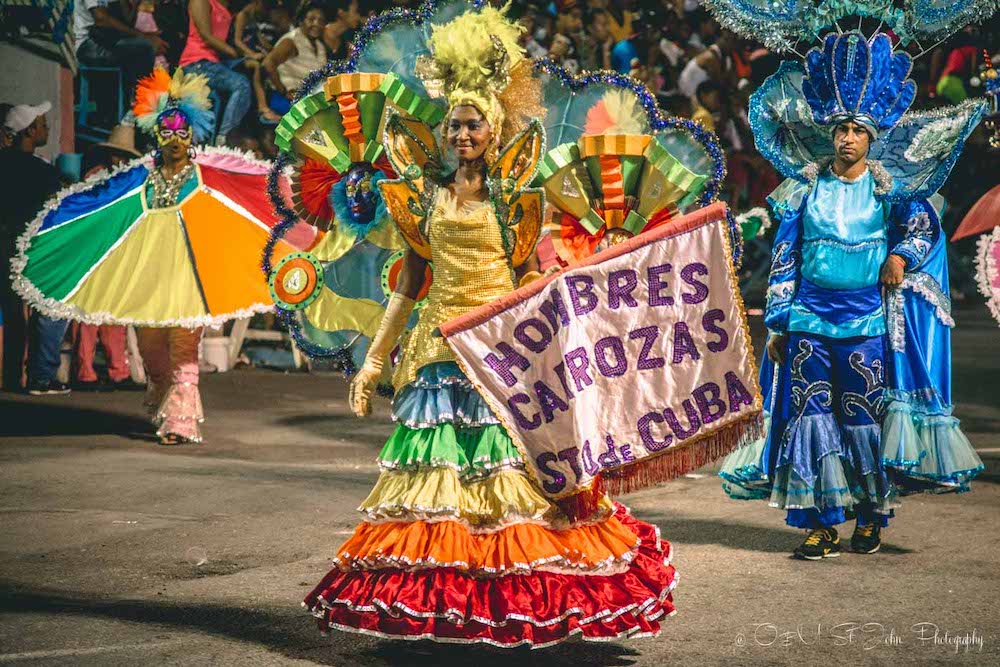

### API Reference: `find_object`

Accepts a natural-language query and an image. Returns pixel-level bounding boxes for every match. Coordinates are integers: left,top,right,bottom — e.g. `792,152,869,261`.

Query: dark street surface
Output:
0,312,998,666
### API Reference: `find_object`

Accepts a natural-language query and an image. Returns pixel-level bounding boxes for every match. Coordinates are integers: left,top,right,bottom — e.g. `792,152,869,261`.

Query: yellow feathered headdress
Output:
417,4,543,144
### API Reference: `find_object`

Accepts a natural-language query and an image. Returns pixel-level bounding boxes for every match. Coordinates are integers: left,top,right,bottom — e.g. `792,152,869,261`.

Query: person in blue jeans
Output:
179,0,251,144
27,313,70,395
0,103,70,395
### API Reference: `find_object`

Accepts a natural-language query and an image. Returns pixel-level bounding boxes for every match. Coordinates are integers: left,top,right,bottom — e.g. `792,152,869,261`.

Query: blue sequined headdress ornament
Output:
702,0,995,201
801,32,915,139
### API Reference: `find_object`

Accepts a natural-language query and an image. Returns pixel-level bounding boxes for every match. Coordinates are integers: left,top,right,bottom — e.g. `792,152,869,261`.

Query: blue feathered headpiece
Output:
802,32,915,138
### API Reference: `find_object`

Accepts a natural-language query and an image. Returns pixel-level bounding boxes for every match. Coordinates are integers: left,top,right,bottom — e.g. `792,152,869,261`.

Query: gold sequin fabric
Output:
393,190,515,390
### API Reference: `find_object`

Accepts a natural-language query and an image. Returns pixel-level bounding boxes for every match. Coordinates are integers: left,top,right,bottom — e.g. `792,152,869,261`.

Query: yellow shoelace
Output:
804,529,831,546
856,523,875,538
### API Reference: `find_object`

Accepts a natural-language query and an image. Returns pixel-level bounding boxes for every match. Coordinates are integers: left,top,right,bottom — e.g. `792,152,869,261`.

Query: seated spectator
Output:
692,79,721,131
135,0,170,69
603,0,633,44
234,0,282,124
71,125,142,392
179,0,251,145
678,30,736,103
550,0,584,73
263,3,328,116
582,7,614,70
323,0,363,61
516,9,548,59
74,0,164,100
0,103,69,395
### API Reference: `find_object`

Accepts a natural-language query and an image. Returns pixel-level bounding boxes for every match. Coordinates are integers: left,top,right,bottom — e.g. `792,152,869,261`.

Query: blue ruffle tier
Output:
391,362,500,429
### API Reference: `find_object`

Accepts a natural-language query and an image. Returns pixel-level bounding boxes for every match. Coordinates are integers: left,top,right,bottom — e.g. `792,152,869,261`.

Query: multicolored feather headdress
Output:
132,68,214,143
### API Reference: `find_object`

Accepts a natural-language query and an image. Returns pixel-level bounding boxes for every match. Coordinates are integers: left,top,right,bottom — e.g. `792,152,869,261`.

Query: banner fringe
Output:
602,411,764,497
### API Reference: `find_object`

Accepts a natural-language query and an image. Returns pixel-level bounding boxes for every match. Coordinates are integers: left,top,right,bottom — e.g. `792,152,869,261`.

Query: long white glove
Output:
348,293,416,417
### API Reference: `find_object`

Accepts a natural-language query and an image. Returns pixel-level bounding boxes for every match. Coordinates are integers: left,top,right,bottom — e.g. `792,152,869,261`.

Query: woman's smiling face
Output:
447,105,492,162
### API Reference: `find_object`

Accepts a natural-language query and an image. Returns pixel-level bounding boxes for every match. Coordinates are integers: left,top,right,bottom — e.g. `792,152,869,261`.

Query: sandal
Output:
257,109,281,125
158,433,185,446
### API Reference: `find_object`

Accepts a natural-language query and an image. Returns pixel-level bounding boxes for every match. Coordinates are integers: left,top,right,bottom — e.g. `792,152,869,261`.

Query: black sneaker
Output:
851,522,882,554
27,380,71,396
793,527,841,560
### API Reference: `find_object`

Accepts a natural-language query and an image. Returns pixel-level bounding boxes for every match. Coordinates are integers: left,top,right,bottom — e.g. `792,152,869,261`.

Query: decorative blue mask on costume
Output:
802,32,916,139
343,164,378,224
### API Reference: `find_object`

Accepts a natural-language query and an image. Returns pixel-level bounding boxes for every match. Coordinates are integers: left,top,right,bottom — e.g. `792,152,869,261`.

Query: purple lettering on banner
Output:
608,269,639,309
629,326,665,370
594,336,628,377
557,447,583,484
671,321,702,363
535,380,570,423
564,347,594,392
539,290,571,333
514,317,552,353
581,439,600,475
597,435,622,468
638,411,673,452
725,371,754,412
647,263,675,307
536,452,566,494
566,275,598,316
507,393,541,430
620,443,635,463
485,342,530,387
693,381,727,424
680,262,710,304
703,309,729,352
663,399,702,439
553,361,575,400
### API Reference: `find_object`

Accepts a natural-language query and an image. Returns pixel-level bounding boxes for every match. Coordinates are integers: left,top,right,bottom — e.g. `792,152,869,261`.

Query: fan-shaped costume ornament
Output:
702,3,988,519
11,149,314,327
260,0,745,648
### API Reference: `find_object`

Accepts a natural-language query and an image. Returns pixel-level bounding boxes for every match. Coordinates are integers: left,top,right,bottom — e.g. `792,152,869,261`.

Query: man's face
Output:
339,1,362,29
833,121,871,165
30,114,49,147
590,12,610,42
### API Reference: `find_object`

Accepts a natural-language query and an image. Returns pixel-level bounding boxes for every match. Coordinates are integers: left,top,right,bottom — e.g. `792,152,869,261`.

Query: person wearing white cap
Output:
0,102,71,395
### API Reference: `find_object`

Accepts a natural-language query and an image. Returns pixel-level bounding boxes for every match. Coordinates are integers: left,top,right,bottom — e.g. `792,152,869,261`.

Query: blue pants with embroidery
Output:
770,333,896,529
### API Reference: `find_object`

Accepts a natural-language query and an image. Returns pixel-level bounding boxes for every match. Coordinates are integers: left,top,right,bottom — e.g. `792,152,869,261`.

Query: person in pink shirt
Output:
178,0,250,144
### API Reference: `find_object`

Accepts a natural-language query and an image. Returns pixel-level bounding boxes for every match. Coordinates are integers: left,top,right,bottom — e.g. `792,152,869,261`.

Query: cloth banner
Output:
441,203,763,499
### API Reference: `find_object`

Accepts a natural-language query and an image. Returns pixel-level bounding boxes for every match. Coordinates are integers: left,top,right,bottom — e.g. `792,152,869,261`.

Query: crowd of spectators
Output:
1,0,997,394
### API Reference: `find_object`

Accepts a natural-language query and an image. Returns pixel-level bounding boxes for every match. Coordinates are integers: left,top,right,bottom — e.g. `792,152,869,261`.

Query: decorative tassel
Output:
603,412,764,497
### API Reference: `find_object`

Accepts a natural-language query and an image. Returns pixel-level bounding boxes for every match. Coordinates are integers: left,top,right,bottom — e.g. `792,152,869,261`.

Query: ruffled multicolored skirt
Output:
304,362,676,648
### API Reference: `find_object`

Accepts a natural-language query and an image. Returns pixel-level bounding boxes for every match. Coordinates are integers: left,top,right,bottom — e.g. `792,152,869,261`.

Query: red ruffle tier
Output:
303,504,676,648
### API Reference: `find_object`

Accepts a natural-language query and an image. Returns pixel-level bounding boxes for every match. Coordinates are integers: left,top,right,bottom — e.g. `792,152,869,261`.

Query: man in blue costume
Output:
718,30,985,561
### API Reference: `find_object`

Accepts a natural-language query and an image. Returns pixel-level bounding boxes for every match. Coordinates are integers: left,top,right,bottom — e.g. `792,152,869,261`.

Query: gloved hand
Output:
347,292,415,417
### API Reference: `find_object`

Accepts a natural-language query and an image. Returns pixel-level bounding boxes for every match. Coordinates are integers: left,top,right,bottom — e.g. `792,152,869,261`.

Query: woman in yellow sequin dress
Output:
302,5,675,647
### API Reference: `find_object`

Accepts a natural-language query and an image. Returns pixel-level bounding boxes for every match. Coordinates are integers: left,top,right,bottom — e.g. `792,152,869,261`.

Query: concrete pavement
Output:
1,312,998,666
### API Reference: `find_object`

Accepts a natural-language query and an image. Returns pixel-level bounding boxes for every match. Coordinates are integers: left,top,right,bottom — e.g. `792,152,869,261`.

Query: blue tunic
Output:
787,170,887,339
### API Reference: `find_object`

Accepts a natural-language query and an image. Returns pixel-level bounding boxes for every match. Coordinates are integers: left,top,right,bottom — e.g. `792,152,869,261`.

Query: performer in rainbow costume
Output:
264,0,735,647
11,68,314,444
708,0,993,559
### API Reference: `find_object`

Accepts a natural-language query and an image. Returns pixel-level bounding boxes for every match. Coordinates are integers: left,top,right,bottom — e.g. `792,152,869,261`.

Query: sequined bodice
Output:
392,189,515,390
